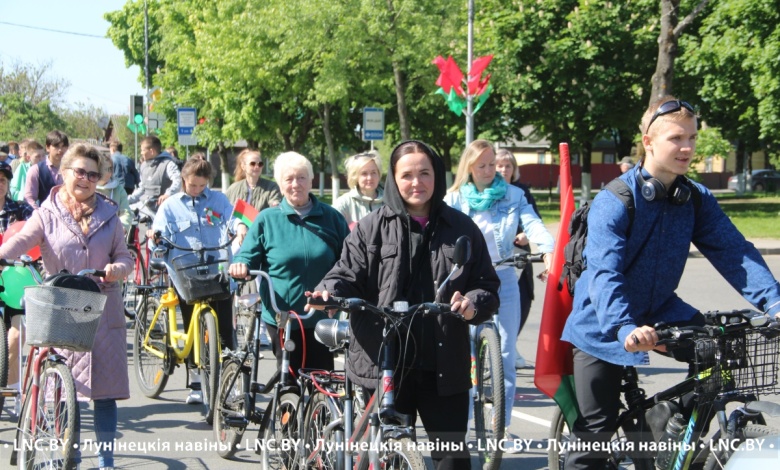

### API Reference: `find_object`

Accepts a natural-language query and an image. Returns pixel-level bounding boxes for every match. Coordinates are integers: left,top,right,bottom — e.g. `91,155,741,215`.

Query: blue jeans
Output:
74,399,117,468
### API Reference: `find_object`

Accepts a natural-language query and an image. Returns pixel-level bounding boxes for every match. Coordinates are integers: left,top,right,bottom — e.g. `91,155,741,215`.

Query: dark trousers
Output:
394,369,471,470
564,349,624,470
565,314,705,470
178,295,235,366
265,322,335,377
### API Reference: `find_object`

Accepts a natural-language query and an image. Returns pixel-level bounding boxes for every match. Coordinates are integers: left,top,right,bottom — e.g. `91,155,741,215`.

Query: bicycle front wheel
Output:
0,318,8,415
474,326,504,470
703,424,780,470
133,295,169,398
200,308,220,425
548,407,569,470
18,361,79,470
214,359,247,459
262,391,301,470
123,245,147,318
381,437,426,470
303,391,344,470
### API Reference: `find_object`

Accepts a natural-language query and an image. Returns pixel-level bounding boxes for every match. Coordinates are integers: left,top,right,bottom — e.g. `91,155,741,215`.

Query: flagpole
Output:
466,0,474,146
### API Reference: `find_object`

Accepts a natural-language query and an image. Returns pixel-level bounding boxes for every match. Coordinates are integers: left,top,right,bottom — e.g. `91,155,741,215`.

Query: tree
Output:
0,94,66,142
680,0,780,172
61,102,109,141
480,0,657,199
649,0,711,101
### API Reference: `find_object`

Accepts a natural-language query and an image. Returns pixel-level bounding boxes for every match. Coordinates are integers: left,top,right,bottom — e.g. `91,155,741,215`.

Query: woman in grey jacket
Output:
309,140,500,470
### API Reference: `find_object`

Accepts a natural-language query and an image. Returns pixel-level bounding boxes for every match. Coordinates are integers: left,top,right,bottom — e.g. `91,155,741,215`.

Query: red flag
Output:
232,199,259,227
467,55,493,95
534,142,579,428
432,55,465,97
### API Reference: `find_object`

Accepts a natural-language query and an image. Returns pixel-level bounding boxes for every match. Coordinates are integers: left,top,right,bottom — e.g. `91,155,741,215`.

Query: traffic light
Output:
131,95,144,124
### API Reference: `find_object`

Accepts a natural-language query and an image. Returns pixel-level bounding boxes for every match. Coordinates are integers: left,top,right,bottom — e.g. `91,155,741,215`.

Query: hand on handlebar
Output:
305,291,339,318
450,291,475,321
102,264,123,283
228,262,250,280
624,325,663,353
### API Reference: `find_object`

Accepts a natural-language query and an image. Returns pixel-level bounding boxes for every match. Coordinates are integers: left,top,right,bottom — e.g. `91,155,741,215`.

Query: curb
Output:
689,247,780,258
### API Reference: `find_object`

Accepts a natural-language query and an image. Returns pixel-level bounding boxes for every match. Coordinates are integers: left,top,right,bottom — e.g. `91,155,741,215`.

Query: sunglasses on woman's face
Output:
69,167,101,183
246,161,263,167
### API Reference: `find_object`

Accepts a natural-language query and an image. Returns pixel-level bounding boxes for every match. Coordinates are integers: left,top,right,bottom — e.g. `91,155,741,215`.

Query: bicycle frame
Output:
140,286,221,367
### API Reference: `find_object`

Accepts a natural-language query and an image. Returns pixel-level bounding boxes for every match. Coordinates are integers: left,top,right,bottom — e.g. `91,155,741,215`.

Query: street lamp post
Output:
466,0,474,146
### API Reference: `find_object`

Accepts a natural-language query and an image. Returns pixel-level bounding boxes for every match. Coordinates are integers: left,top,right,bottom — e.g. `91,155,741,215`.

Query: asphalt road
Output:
1,255,778,469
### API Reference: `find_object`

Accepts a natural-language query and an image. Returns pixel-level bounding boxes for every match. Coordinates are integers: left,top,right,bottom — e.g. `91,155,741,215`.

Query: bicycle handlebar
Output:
493,250,545,269
307,295,462,321
654,310,780,346
153,231,236,252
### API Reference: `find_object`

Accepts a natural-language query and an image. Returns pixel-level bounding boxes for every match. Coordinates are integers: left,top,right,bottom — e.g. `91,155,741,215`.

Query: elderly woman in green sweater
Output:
229,151,349,373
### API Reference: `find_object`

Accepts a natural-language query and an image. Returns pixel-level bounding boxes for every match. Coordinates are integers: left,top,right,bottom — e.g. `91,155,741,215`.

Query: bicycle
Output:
305,296,469,470
2,258,108,470
468,249,544,470
133,232,233,425
0,256,40,418
548,309,780,470
122,206,155,319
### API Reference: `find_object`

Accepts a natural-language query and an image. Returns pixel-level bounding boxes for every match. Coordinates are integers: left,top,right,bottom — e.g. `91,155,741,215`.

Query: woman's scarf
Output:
460,174,507,211
59,189,97,235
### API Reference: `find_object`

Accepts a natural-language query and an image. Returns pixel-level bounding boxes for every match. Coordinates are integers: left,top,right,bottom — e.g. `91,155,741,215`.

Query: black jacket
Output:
317,141,499,395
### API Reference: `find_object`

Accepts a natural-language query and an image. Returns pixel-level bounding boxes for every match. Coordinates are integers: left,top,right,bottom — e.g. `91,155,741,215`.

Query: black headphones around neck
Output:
636,166,691,206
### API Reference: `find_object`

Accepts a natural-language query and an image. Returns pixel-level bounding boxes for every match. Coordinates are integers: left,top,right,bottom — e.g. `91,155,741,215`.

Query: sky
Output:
0,0,144,115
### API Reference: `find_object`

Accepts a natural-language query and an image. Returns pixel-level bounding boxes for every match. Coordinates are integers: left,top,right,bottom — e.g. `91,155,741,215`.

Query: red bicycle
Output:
5,257,107,470
123,207,155,319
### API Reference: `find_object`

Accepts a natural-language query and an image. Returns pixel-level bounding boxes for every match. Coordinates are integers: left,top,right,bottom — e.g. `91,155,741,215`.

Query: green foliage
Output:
0,93,67,142
694,126,732,163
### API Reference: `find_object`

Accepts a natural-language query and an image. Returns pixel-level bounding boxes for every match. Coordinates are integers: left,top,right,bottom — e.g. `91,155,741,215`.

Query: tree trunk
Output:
392,61,411,140
580,141,593,203
216,142,230,189
650,0,680,100
320,103,341,197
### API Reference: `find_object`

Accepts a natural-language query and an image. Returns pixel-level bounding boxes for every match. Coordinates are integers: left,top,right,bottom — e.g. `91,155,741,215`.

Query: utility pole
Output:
466,0,474,146
144,0,150,136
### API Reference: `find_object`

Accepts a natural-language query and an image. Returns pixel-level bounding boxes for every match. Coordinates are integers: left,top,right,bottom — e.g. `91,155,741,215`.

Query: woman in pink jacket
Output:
0,143,132,470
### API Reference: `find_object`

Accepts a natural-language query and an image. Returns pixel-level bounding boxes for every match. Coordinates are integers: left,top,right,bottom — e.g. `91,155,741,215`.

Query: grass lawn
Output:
316,189,778,239
531,191,779,239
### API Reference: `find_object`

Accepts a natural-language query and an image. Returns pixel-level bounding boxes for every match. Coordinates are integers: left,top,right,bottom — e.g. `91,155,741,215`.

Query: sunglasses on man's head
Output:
645,100,695,134
69,167,101,183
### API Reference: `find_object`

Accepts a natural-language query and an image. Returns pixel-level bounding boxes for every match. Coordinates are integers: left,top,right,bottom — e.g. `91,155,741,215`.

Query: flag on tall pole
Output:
534,142,579,428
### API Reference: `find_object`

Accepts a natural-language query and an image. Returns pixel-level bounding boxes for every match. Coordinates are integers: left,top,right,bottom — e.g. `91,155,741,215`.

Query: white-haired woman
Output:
332,151,384,229
229,152,349,374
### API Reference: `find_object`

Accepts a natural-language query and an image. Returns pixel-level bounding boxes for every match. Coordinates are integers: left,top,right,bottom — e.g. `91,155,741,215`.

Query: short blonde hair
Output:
273,151,313,186
449,139,494,192
495,149,518,183
640,95,697,137
345,151,382,190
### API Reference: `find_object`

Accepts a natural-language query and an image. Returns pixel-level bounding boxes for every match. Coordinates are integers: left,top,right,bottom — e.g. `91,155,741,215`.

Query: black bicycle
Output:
548,309,780,470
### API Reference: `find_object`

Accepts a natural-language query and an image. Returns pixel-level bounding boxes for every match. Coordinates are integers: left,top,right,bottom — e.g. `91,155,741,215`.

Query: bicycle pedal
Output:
224,416,250,427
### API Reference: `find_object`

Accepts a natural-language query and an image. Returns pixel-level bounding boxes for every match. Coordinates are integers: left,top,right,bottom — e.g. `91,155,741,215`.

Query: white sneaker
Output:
186,388,203,404
515,352,527,369
503,428,524,454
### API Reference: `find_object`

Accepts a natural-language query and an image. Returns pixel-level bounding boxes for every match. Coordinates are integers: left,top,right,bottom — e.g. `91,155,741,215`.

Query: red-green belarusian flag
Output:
534,142,579,428
232,200,259,227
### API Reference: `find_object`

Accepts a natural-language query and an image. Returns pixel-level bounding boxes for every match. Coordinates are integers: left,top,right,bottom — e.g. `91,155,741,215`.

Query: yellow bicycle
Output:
133,233,233,425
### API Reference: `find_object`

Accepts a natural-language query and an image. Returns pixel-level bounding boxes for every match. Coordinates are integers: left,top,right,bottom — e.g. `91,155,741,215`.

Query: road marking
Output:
336,355,554,429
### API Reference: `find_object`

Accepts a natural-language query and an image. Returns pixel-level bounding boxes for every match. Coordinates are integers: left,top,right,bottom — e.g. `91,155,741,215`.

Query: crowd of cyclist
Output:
2,94,780,470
